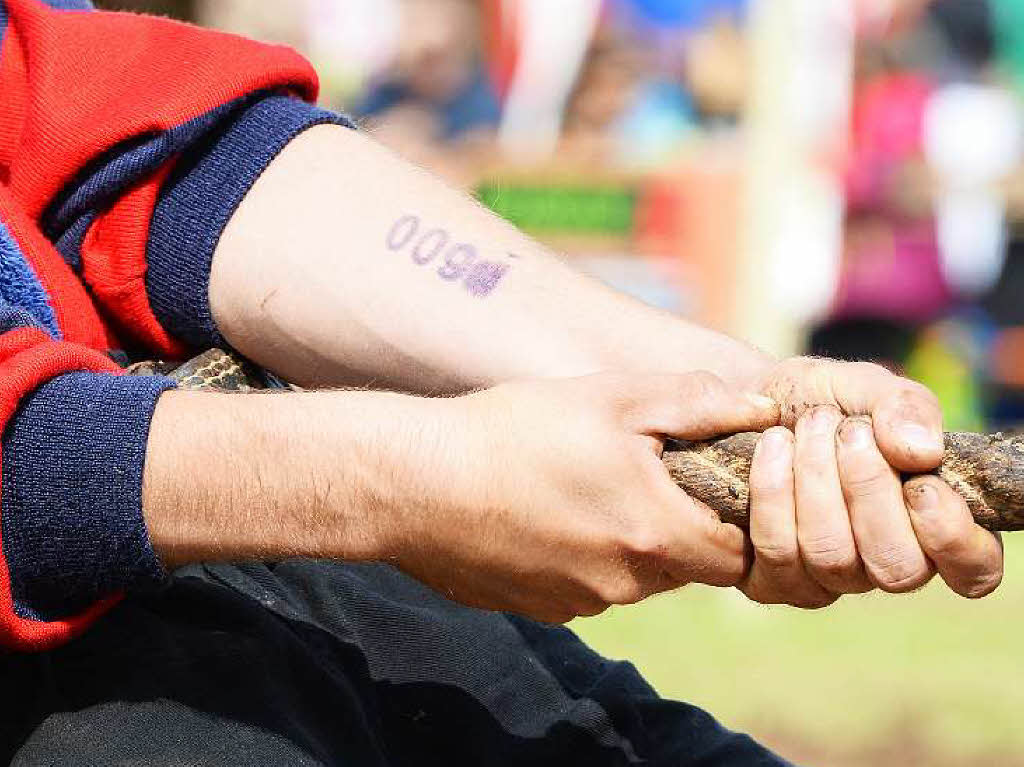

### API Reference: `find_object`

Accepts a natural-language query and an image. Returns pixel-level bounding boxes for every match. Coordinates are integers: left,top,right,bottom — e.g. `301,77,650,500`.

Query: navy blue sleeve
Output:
0,96,351,624
1,371,176,621
146,95,353,349
41,92,352,352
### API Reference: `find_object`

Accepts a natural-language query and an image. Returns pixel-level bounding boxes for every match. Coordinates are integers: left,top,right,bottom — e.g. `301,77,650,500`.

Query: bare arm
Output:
142,387,429,569
209,125,773,394
142,373,780,622
196,124,1001,609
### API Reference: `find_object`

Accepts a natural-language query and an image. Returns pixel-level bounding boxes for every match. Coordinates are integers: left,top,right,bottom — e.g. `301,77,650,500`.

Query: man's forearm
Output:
210,126,774,394
141,388,444,568
141,372,784,620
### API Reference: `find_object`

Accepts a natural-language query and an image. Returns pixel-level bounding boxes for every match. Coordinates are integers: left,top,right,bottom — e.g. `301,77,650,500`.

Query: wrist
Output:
582,303,777,388
328,390,463,562
144,389,446,567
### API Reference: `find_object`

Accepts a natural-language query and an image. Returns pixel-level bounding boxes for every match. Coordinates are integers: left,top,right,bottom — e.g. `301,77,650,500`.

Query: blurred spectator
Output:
558,10,747,168
354,0,501,144
839,69,950,325
492,0,603,159
924,82,1022,297
683,16,747,122
559,28,649,165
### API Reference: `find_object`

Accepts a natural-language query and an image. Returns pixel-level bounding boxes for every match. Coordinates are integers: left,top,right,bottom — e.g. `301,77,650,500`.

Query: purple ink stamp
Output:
438,243,478,280
411,228,449,265
463,260,510,297
386,215,420,251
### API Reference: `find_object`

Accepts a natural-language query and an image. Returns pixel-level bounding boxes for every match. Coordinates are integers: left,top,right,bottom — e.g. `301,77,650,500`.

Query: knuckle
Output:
755,540,800,570
810,556,861,581
842,464,891,497
865,544,931,592
685,370,727,402
800,535,860,578
960,569,1002,599
875,569,931,593
617,521,669,560
595,576,646,606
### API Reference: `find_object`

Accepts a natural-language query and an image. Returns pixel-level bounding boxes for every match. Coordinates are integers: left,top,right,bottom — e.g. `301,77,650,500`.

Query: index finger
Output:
625,372,780,441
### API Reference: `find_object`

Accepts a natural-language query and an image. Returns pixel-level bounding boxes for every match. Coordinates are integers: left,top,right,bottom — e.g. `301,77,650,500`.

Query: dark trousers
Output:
3,561,794,766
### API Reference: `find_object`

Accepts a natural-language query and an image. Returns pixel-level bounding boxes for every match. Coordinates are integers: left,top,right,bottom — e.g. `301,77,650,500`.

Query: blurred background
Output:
96,0,1024,764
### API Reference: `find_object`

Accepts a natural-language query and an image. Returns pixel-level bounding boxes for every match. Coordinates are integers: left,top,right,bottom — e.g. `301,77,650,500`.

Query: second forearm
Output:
141,388,443,569
210,126,774,394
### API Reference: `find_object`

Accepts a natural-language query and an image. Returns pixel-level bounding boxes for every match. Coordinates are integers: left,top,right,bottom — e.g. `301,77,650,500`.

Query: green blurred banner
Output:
476,183,636,235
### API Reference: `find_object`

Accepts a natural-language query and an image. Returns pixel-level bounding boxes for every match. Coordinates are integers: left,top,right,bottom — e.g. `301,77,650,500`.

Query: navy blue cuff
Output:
1,372,176,621
147,95,353,349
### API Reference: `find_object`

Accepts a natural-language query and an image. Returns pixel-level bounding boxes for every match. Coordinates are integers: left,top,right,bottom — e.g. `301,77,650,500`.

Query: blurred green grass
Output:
572,535,1024,766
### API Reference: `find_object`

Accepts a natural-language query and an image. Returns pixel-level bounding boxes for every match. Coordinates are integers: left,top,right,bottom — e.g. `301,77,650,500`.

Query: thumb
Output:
629,372,780,440
808,361,944,471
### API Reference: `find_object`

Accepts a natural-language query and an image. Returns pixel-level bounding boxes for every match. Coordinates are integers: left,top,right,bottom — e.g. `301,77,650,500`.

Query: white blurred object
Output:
498,0,603,158
736,0,854,355
933,191,1007,296
924,85,1022,186
199,0,400,102
924,84,1024,296
306,0,401,85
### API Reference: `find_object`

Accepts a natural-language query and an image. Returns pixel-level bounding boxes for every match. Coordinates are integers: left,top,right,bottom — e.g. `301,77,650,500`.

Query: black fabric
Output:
2,560,794,766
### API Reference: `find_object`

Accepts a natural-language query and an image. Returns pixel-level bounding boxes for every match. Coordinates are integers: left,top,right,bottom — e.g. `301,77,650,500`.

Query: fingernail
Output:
746,393,777,410
897,421,942,454
759,428,789,459
838,418,873,449
811,406,838,434
907,482,938,513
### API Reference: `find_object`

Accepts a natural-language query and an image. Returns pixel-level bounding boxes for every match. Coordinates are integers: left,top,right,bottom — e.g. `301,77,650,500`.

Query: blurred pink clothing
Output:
836,219,951,323
837,72,951,322
846,72,933,210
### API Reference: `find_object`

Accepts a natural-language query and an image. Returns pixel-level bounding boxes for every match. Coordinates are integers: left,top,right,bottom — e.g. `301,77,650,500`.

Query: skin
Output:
142,126,1002,621
741,360,1002,606
147,373,779,623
